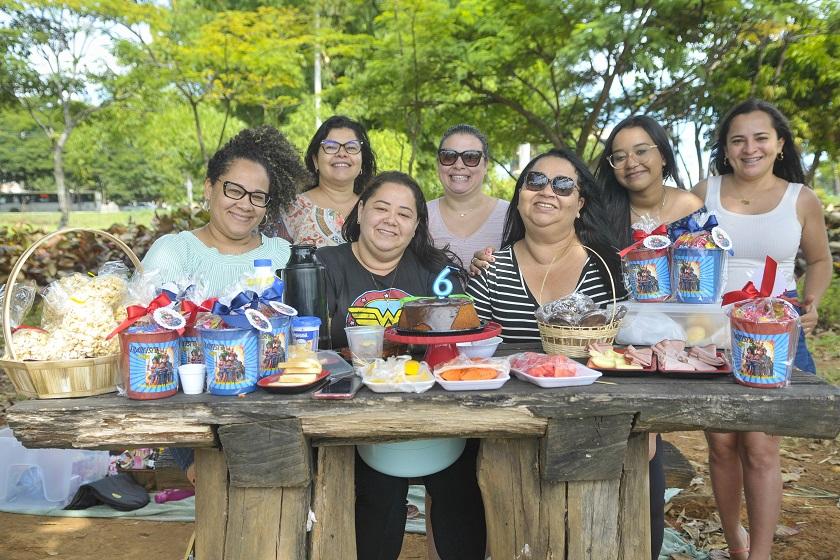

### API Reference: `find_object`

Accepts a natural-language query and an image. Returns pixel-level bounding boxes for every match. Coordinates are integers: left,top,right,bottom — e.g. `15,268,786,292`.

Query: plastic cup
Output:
344,326,385,370
179,364,206,395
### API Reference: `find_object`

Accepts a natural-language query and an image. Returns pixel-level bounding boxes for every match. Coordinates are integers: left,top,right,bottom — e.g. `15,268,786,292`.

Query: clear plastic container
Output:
0,427,110,508
615,301,731,349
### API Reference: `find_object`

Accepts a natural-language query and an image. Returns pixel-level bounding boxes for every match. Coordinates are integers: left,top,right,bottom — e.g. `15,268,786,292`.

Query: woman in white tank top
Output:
693,100,831,560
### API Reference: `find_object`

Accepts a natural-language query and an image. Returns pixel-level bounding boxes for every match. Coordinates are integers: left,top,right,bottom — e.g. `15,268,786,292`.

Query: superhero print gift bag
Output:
198,326,259,395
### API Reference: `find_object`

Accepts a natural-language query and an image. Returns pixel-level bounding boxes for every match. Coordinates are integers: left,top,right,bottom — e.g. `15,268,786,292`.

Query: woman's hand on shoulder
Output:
469,246,496,276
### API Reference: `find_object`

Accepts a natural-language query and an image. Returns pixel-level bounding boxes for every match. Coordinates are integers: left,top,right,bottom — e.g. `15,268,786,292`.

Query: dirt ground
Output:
1,379,837,559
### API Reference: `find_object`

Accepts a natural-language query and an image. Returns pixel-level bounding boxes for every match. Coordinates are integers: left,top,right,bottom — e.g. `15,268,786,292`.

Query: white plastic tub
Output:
0,427,110,508
615,301,731,349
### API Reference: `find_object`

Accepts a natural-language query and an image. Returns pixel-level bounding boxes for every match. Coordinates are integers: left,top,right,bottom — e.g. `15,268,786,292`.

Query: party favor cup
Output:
728,305,799,388
258,314,292,379
673,248,725,304
623,247,671,302
179,325,204,366
119,327,181,400
179,363,206,395
198,326,259,395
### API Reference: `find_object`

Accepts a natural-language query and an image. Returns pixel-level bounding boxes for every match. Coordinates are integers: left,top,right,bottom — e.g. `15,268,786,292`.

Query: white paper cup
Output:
344,326,385,370
179,364,206,395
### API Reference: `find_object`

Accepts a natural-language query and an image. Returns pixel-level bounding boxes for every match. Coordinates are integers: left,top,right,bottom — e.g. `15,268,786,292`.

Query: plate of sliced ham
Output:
653,340,731,377
586,343,657,376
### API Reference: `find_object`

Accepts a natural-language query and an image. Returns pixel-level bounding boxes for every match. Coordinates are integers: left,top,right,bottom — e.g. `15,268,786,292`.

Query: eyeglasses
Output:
222,181,270,208
607,144,658,169
437,149,483,167
523,172,577,196
320,139,363,155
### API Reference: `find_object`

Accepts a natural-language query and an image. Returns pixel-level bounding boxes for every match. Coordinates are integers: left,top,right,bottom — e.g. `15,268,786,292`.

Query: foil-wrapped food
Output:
535,293,625,327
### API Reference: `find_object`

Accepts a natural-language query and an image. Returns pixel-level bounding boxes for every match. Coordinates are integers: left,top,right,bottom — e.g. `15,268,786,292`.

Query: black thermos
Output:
280,245,331,350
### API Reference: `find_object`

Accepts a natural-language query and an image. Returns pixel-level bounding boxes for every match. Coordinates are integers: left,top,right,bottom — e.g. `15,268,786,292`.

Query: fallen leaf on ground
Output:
775,524,801,538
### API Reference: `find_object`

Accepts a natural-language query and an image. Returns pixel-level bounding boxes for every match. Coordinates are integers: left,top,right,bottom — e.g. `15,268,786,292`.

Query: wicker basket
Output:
0,228,141,399
537,246,622,358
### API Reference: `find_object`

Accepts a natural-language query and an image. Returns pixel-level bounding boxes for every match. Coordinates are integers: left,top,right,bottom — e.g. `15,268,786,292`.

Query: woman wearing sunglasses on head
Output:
142,125,306,483
466,148,625,342
265,115,377,247
427,124,509,268
593,115,704,248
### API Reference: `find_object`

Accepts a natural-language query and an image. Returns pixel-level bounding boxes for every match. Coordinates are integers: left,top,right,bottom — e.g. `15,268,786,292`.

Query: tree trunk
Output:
694,122,705,181
54,130,70,229
806,150,821,186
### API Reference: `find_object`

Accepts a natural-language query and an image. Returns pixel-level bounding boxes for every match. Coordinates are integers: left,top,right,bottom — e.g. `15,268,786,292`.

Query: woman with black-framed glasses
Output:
265,115,378,247
427,124,508,269
142,125,307,484
466,148,625,342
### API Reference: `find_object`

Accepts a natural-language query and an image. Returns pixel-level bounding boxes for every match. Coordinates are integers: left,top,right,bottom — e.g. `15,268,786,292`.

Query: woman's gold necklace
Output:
444,197,483,218
629,187,668,218
536,239,577,304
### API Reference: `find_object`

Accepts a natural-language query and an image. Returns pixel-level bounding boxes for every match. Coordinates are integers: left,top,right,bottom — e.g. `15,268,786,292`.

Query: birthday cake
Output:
398,297,481,332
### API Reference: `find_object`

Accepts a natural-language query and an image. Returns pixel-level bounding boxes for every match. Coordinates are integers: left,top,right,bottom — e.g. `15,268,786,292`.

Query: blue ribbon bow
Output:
670,214,718,240
211,279,285,317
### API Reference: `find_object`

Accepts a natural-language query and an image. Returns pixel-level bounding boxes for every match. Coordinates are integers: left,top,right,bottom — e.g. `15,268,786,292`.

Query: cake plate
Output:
384,322,502,368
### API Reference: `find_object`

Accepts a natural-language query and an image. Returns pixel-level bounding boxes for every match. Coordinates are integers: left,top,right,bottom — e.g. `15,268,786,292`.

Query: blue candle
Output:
433,267,453,298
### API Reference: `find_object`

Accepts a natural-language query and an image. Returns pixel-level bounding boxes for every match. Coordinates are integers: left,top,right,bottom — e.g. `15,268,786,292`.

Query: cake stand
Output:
384,322,502,367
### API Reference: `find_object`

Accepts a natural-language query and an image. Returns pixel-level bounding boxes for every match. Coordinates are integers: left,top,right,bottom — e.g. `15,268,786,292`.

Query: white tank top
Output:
704,175,802,295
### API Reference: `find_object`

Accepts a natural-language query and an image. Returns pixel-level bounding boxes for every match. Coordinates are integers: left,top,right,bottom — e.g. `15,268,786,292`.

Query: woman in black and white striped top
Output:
467,147,625,343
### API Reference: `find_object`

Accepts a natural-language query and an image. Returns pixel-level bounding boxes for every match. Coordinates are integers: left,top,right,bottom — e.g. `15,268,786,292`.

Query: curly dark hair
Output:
343,171,465,276
303,115,377,195
502,148,624,290
206,125,309,223
593,115,684,248
710,99,804,183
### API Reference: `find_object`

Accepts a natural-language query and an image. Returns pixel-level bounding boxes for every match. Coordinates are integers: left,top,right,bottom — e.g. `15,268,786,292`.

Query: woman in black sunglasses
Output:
265,115,378,247
593,115,703,248
466,148,625,342
427,124,509,268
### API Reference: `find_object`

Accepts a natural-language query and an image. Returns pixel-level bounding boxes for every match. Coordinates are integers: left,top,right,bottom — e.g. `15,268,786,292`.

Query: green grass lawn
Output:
812,330,840,385
0,210,156,230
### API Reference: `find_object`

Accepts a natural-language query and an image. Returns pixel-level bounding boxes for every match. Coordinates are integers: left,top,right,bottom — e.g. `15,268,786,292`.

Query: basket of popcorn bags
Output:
0,229,140,399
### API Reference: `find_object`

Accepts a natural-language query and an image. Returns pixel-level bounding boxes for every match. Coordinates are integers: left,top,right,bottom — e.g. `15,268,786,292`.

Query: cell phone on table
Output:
312,375,363,400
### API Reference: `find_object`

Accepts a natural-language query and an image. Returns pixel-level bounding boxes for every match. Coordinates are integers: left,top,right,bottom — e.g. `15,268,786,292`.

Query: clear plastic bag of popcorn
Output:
0,280,37,331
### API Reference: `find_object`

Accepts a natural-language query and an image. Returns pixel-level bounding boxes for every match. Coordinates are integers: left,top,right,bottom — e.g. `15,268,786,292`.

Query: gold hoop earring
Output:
260,214,268,227
777,152,784,161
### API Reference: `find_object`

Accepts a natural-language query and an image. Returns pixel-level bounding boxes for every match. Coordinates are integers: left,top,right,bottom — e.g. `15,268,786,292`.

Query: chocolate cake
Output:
397,298,481,332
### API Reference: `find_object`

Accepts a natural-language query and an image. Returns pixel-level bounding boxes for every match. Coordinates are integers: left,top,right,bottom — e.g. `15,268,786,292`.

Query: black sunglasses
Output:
222,181,271,208
523,172,577,196
437,149,483,167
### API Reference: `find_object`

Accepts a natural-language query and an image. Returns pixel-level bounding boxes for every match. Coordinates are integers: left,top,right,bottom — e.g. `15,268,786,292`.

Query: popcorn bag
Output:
723,257,799,388
0,229,140,399
670,213,731,304
619,221,672,303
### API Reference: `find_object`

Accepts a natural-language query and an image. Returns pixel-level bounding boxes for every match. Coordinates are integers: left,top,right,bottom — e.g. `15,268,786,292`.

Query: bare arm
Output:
691,179,709,202
796,187,832,333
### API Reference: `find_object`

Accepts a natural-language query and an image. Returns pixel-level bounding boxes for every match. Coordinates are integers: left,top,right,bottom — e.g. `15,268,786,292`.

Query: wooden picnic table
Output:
6,344,840,560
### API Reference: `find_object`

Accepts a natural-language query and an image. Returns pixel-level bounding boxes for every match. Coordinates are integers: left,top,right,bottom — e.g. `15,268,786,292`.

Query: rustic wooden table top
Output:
8,366,839,450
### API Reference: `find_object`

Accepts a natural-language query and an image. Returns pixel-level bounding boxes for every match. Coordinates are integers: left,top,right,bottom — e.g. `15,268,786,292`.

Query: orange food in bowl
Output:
440,367,499,381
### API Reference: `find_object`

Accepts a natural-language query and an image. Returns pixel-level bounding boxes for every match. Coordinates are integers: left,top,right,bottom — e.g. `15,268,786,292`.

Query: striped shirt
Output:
466,245,619,343
142,231,291,297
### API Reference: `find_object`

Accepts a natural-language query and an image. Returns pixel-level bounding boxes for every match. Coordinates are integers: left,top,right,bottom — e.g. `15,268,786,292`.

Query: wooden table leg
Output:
192,421,314,559
310,445,357,560
478,423,650,560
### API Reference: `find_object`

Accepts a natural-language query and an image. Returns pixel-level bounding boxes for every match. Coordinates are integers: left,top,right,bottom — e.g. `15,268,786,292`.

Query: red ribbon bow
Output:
107,292,174,339
721,256,778,306
182,298,218,327
618,224,668,258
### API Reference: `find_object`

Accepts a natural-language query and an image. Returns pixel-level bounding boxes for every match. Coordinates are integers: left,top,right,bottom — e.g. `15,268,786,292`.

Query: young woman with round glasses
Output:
142,125,306,483
594,115,703,248
466,148,624,342
266,115,378,247
427,124,508,268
